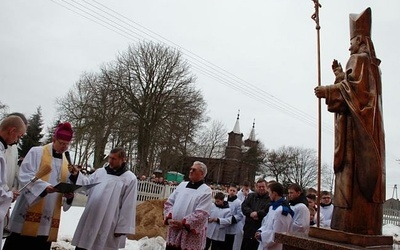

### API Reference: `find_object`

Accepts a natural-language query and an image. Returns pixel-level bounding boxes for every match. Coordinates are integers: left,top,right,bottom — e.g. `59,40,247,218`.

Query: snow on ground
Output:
2,206,165,250
53,206,166,249
383,224,400,244
2,205,400,249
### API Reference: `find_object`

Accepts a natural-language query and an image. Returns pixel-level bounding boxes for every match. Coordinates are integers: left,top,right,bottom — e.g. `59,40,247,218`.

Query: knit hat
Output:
54,122,74,141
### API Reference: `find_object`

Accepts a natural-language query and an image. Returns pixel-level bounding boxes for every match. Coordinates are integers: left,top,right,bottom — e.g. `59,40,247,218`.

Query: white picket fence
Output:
137,180,177,202
383,208,400,226
137,180,227,202
72,180,226,206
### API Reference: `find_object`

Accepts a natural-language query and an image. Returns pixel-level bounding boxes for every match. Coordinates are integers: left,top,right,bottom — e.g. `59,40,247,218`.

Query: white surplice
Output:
4,144,19,190
257,205,293,250
71,168,137,250
320,204,333,227
164,181,212,250
289,203,310,234
225,196,244,235
0,142,13,240
206,202,232,241
8,144,71,236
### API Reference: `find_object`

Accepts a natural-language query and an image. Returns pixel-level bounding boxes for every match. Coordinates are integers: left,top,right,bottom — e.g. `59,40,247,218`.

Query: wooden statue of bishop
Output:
314,7,385,235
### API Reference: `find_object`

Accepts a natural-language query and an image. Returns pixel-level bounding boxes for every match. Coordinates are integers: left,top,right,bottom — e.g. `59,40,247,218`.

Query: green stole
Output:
21,143,68,242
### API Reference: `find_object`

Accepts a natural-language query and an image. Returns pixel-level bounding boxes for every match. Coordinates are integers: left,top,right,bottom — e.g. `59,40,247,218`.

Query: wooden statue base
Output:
308,227,393,247
275,227,394,250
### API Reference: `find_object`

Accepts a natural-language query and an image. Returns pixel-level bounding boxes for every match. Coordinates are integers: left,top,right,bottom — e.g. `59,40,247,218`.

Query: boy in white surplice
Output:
205,192,232,250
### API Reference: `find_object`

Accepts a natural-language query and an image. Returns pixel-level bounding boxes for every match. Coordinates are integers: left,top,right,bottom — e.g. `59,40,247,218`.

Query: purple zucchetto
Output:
54,122,74,141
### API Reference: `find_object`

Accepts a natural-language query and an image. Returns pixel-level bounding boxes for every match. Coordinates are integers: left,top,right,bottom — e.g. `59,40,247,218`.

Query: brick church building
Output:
183,114,260,185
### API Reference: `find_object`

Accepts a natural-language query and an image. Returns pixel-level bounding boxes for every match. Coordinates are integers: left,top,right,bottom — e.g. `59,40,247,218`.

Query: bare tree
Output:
57,72,126,168
261,148,288,182
321,162,335,193
56,41,206,175
109,41,206,175
284,146,317,189
156,88,207,173
57,74,95,168
0,101,8,117
193,120,227,159
261,146,318,189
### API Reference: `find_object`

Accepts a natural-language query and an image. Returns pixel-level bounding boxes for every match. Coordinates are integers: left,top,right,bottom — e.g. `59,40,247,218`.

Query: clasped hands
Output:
168,219,185,229
208,217,218,223
250,211,259,220
255,231,261,241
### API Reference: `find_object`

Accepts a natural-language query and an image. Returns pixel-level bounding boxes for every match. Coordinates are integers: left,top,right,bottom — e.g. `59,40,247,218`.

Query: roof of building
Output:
232,112,241,134
248,119,256,141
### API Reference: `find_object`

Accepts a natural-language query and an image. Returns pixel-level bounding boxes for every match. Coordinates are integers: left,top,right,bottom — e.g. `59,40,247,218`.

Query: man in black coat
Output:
240,179,271,250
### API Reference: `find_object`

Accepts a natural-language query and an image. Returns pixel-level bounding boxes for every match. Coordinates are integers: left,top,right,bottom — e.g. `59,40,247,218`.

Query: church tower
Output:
225,112,243,160
244,119,258,148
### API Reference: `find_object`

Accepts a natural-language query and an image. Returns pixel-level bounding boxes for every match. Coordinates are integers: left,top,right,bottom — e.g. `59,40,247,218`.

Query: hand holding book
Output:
53,182,100,194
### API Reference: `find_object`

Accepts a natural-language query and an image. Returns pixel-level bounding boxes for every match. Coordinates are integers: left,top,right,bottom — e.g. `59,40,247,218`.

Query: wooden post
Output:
311,0,322,227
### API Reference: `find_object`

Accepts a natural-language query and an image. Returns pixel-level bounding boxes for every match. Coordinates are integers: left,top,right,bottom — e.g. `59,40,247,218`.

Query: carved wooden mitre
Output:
349,7,371,39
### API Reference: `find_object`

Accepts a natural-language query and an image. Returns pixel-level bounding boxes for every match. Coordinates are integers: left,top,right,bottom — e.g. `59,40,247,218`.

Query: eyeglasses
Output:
57,139,70,147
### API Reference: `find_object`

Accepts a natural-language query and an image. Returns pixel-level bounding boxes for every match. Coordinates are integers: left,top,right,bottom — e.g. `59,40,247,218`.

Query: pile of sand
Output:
129,199,167,240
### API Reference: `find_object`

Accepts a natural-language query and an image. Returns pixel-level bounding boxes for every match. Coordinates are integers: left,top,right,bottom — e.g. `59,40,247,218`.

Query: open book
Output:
53,182,100,194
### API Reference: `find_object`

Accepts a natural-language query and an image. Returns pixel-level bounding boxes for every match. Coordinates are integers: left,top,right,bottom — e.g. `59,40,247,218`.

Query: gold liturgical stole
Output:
21,143,69,242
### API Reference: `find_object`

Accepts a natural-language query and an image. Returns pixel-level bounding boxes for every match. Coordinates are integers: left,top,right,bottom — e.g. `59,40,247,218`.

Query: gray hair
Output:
193,161,207,176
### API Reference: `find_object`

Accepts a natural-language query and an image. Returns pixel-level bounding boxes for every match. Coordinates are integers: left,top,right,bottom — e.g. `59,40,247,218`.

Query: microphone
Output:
65,151,72,165
65,151,76,174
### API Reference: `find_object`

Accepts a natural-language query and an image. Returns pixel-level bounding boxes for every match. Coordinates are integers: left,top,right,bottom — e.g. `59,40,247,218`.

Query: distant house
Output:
383,198,400,226
183,113,260,185
384,198,400,210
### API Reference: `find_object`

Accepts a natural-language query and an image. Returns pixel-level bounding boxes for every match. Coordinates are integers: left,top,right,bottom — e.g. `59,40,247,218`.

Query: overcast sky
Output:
1,0,399,198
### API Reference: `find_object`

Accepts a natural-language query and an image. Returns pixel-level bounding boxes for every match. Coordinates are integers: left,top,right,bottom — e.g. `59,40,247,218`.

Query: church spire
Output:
244,119,258,148
248,119,256,141
232,110,241,134
226,110,243,160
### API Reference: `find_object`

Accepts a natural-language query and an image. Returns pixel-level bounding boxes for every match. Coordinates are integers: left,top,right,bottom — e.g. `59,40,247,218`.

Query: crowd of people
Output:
139,174,179,186
163,161,334,250
1,116,334,250
0,119,138,250
0,7,384,249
